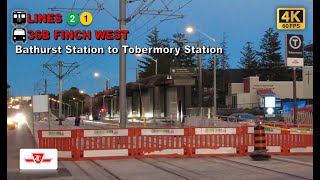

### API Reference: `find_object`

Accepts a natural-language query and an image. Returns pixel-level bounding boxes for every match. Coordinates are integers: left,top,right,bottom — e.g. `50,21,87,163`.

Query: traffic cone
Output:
250,124,271,161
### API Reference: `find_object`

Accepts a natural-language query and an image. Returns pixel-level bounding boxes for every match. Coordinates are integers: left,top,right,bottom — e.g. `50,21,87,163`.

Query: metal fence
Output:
284,111,313,124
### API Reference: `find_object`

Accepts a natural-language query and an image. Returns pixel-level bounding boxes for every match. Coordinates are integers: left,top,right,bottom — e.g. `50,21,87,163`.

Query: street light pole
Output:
197,41,203,108
119,0,127,128
186,26,217,117
213,38,217,117
73,98,84,115
69,100,79,117
65,103,71,116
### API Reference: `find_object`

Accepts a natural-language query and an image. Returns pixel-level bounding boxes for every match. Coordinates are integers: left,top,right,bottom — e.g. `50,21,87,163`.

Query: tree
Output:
171,33,196,67
257,27,286,81
238,41,259,77
218,32,230,70
217,32,230,106
138,28,174,78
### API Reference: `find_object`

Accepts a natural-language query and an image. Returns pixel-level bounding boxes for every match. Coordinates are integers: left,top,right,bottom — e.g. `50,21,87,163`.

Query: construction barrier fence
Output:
38,126,313,160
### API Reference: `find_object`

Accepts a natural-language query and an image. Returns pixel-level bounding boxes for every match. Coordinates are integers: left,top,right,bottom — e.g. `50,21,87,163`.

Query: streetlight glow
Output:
94,72,100,77
135,54,143,58
80,90,84,94
186,26,194,34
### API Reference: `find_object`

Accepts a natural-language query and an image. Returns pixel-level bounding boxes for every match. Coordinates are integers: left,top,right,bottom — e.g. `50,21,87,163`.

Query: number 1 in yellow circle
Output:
80,12,93,26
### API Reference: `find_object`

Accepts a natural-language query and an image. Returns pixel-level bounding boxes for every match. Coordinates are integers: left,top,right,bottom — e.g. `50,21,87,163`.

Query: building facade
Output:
226,66,313,110
103,74,195,119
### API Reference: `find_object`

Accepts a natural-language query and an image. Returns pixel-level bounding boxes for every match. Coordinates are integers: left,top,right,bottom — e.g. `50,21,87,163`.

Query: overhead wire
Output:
128,0,192,45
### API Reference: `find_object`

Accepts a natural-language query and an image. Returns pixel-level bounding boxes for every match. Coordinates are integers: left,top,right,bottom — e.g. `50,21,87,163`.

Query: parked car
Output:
227,113,261,126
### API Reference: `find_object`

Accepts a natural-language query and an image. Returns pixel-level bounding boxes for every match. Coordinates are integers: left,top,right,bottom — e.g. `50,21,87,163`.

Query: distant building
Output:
226,66,313,110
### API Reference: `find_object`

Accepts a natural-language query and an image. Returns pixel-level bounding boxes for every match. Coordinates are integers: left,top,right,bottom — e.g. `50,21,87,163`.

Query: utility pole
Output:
58,61,63,120
213,38,217,117
44,79,47,95
106,80,110,90
43,61,79,123
53,1,190,128
119,0,127,128
197,41,203,108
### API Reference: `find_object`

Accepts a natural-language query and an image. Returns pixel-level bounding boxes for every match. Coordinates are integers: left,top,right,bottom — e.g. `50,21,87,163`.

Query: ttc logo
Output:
20,149,58,170
24,153,52,164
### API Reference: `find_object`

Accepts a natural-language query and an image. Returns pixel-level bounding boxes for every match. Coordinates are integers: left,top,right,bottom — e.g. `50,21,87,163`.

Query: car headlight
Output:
7,118,15,125
14,113,25,124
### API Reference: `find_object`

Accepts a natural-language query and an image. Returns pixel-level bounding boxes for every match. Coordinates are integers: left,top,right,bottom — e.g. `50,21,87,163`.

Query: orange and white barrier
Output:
189,127,242,157
77,128,134,160
38,130,76,160
37,126,313,160
135,128,189,158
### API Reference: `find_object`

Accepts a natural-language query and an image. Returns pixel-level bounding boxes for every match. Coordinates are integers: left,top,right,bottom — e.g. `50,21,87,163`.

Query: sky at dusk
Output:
7,0,313,96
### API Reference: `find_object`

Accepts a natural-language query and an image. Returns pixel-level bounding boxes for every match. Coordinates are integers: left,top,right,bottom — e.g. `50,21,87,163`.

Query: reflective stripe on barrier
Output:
190,127,242,156
286,133,313,155
77,129,134,160
38,130,76,160
135,128,189,158
289,147,313,153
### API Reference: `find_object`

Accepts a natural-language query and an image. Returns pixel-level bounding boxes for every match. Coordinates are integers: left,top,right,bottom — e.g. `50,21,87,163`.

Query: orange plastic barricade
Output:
135,128,189,158
285,130,313,155
77,128,135,160
38,130,77,160
189,127,245,157
247,126,284,155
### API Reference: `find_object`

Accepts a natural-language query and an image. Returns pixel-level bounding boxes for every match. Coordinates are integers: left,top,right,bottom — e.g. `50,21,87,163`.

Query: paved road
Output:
7,113,72,180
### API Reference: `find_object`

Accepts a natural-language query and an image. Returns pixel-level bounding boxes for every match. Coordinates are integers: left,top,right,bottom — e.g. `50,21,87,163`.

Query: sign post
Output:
285,34,304,127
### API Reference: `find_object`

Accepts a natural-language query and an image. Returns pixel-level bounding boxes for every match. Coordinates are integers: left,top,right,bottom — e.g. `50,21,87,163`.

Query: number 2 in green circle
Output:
70,15,75,22
66,12,79,26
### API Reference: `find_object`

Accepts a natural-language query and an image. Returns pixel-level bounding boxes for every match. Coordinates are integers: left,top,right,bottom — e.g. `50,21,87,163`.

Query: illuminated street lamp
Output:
135,54,158,75
73,97,84,115
93,72,111,110
80,90,85,94
93,72,110,90
186,26,217,117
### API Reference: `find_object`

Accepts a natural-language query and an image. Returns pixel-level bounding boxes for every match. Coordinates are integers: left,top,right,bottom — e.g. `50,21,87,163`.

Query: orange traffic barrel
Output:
254,125,266,151
250,125,271,160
